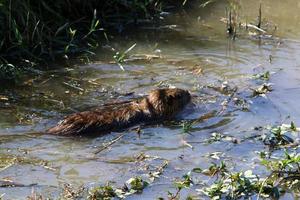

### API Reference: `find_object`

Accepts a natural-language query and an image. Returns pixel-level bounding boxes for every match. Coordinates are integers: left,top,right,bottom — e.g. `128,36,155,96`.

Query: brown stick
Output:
93,134,124,154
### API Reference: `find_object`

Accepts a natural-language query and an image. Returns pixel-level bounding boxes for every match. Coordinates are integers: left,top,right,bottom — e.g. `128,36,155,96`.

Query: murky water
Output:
1,0,300,199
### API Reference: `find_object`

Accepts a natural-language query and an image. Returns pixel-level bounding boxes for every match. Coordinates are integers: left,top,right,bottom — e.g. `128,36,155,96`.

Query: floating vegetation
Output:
0,154,54,172
252,83,273,97
157,151,300,199
0,179,37,188
181,120,194,134
167,173,193,200
148,160,169,182
0,156,15,172
253,71,270,81
200,169,281,199
94,134,125,155
208,81,237,96
232,97,250,111
204,132,236,144
156,80,172,88
191,122,300,199
205,132,224,143
261,151,300,192
126,177,149,193
125,54,161,63
201,161,228,177
262,122,298,149
88,177,149,199
191,65,204,76
62,183,85,199
62,81,85,93
87,156,168,199
88,184,116,200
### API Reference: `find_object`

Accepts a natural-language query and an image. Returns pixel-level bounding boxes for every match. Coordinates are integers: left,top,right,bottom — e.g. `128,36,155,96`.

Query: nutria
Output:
46,88,191,136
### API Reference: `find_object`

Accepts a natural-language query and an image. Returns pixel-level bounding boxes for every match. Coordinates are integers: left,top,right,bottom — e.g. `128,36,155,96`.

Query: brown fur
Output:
46,88,191,136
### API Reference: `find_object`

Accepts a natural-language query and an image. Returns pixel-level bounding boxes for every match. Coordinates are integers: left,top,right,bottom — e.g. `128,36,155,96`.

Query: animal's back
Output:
46,101,146,136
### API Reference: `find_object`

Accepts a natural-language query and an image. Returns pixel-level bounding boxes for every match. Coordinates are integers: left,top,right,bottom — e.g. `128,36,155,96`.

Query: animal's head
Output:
147,88,191,117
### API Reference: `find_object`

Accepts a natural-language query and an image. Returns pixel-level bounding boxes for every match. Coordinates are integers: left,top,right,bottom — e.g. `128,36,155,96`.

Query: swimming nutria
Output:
46,88,191,136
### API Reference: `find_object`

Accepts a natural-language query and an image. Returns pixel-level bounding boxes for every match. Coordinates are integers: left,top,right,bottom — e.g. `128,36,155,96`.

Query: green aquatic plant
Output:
181,121,194,134
88,184,116,200
199,143,300,199
202,180,224,200
252,83,273,97
233,97,250,111
261,151,300,190
200,167,281,199
204,132,225,144
113,43,136,70
202,161,228,177
126,176,149,193
168,173,193,200
174,173,194,190
89,158,168,199
253,71,270,81
290,121,297,131
0,153,53,172
0,0,188,82
202,170,280,199
148,160,169,182
87,177,150,199
262,122,298,148
186,196,196,200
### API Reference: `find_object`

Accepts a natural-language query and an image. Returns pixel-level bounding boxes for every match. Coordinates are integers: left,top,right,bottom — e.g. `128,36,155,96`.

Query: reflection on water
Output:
1,0,300,198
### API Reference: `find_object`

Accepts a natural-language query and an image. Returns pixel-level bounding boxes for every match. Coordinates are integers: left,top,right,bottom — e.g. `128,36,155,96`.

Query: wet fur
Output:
46,88,191,136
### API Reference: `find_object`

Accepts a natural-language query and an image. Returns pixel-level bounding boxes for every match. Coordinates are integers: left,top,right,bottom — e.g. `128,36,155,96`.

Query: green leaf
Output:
290,121,297,131
192,168,202,173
